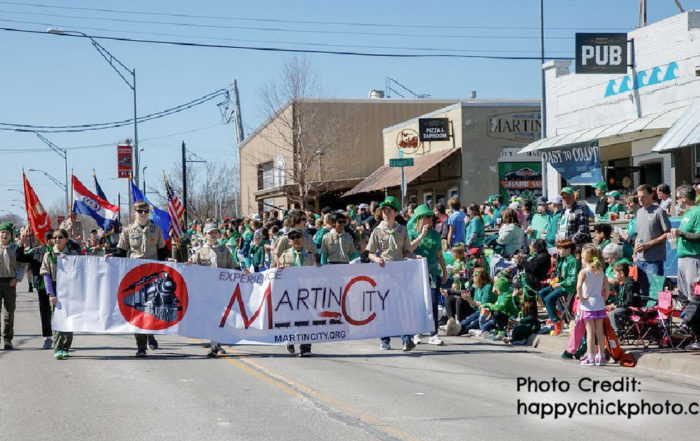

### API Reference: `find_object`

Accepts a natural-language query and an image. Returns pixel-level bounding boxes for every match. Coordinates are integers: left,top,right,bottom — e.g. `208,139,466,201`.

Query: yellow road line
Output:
222,347,422,441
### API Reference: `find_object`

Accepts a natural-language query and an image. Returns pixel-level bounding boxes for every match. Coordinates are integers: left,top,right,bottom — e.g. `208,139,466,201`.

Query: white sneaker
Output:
428,335,444,346
468,329,482,337
412,334,422,344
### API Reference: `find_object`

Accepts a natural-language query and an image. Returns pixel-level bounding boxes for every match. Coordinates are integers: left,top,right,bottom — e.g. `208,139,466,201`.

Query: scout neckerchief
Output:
203,242,218,267
378,220,398,251
134,221,152,256
292,247,304,266
1,242,11,276
334,229,347,261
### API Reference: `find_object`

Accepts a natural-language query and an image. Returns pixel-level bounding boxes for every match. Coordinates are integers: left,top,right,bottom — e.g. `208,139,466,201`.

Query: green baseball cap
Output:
379,196,401,212
606,190,621,200
560,187,575,195
593,182,608,191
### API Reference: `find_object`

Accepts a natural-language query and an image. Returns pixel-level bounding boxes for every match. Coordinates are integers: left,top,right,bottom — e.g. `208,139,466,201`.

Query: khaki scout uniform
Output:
192,243,237,270
321,229,357,263
278,247,315,268
277,246,315,354
117,221,166,259
116,220,166,351
365,221,410,262
40,245,80,353
273,232,315,265
0,243,23,345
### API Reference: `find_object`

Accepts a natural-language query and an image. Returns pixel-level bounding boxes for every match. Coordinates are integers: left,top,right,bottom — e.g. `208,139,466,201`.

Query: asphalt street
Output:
1,281,699,441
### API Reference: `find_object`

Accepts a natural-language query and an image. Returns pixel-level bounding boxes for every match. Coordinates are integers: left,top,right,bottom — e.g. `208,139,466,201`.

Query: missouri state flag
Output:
71,175,120,232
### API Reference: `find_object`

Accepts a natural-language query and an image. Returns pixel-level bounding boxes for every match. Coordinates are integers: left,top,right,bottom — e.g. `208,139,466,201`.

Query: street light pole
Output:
27,169,67,193
16,130,69,213
142,166,148,194
47,27,139,186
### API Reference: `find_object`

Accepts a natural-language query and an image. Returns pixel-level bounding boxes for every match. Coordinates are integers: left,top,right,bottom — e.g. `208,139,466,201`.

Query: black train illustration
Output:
122,271,182,322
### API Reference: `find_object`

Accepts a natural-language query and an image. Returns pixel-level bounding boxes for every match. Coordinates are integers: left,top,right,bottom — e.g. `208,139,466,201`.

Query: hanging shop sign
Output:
539,140,603,185
418,118,450,141
575,33,628,74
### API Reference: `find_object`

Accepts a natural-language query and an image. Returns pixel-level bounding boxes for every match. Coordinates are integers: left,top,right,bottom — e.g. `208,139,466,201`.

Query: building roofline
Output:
238,97,464,150
382,99,540,133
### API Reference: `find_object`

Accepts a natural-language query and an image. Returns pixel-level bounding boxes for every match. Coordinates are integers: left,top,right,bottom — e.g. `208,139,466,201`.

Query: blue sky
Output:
1,0,696,218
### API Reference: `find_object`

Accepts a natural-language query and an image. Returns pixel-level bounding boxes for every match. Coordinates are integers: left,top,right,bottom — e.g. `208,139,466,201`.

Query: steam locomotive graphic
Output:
121,271,183,322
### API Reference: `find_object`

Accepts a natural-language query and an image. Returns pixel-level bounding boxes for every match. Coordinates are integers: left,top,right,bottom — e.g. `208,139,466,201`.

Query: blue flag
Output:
130,180,171,242
93,172,108,201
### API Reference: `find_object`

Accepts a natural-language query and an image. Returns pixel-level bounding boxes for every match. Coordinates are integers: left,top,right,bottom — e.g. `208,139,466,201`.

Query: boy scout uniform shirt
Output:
39,246,81,279
321,229,357,263
117,221,165,259
273,233,315,260
0,243,20,278
278,247,315,267
193,243,237,269
365,221,410,262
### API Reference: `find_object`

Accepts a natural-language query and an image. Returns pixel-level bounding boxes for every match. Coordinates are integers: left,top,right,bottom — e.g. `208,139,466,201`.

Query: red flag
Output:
23,173,52,244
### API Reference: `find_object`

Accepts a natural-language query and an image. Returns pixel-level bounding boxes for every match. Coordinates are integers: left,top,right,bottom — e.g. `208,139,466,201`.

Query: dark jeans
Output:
538,286,567,322
37,288,52,337
445,293,474,323
636,260,664,298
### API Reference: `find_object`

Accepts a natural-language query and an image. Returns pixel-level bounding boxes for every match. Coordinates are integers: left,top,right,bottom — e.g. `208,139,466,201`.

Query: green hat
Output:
412,204,433,219
593,182,608,191
0,222,13,232
606,190,621,200
379,196,401,212
493,276,511,294
560,187,575,195
485,195,496,204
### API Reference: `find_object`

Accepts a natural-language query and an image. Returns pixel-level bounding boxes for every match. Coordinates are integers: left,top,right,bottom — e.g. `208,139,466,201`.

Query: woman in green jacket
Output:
536,239,580,335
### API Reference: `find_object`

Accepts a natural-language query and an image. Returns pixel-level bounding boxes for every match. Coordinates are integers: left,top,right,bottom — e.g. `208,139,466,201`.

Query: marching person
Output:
320,213,359,265
272,210,315,267
366,196,417,352
277,228,316,357
111,200,171,357
24,230,55,349
0,222,31,350
40,228,81,360
191,223,238,358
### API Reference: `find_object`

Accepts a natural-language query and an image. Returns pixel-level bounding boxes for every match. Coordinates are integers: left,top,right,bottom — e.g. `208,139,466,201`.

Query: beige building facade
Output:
239,98,460,214
346,100,541,207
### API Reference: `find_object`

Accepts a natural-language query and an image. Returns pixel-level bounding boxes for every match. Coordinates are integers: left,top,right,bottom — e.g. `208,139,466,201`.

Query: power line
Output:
0,88,229,133
0,1,628,32
0,9,575,40
0,17,573,55
0,26,575,60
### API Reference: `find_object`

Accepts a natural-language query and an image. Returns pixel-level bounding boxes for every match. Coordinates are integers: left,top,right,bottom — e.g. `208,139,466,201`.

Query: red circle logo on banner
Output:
117,263,189,330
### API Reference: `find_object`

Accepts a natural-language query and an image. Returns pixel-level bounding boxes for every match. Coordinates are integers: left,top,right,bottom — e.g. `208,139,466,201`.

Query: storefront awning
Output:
253,178,364,201
519,106,689,153
344,148,460,197
652,104,700,152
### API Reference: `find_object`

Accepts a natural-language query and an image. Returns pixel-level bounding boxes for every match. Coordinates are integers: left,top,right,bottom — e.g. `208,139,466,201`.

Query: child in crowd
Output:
607,262,642,336
537,239,579,336
478,274,520,338
577,244,610,366
450,244,467,290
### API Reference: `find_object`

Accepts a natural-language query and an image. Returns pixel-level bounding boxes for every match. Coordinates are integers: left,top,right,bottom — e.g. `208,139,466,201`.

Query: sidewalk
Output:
531,332,700,378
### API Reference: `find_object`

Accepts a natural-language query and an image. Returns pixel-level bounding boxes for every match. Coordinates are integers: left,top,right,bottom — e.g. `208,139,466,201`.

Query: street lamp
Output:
142,166,148,194
15,129,69,213
47,27,140,186
27,168,67,193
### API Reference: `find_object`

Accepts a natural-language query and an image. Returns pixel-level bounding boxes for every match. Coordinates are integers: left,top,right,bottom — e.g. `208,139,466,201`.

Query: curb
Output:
531,333,700,378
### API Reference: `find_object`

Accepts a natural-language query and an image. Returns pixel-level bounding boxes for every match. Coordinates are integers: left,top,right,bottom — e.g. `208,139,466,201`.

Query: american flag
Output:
165,176,184,241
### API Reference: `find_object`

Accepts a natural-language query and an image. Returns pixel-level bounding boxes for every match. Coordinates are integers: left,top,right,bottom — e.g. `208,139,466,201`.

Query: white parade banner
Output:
54,256,434,345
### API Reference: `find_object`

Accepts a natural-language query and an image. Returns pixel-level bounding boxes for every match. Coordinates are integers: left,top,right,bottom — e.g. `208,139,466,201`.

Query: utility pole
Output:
231,79,245,218
182,140,187,226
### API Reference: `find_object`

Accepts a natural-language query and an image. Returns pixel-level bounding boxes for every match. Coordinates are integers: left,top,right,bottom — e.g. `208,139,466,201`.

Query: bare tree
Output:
256,56,358,209
153,161,239,221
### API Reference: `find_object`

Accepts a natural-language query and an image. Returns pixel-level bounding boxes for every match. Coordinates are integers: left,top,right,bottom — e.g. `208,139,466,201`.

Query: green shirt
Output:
472,283,496,305
677,206,700,258
556,253,580,295
408,228,442,276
